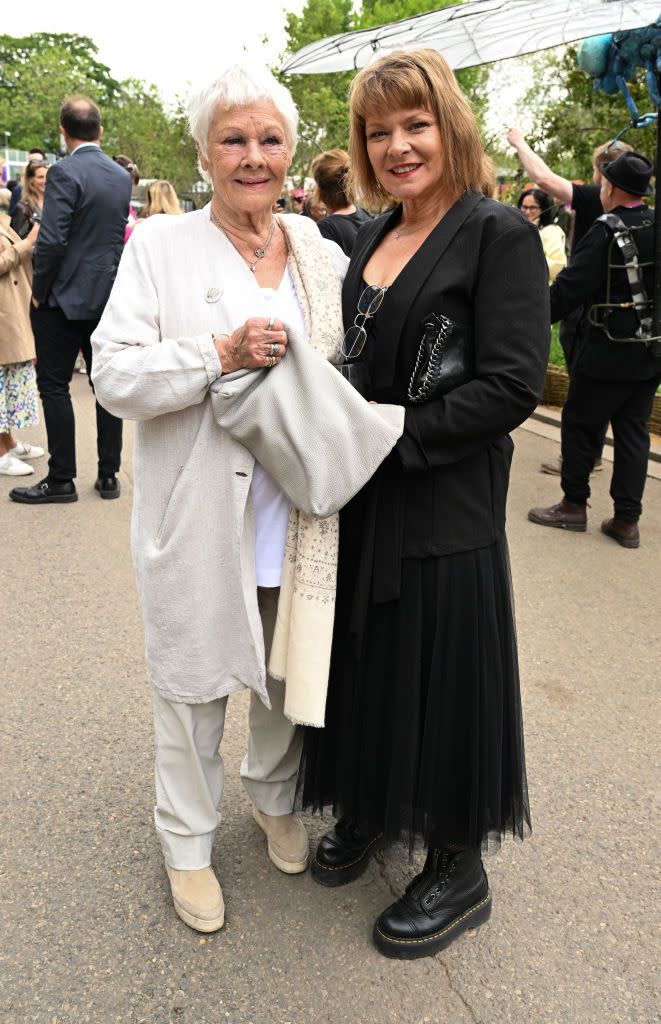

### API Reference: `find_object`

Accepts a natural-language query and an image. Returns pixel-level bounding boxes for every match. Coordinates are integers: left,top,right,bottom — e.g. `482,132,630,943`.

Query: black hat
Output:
601,151,654,197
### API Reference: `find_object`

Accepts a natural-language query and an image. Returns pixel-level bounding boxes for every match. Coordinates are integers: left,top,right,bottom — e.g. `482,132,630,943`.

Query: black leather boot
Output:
373,848,491,959
311,818,384,887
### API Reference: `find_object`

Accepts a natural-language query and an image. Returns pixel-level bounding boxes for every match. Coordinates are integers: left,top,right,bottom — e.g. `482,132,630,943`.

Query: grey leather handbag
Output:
210,319,404,518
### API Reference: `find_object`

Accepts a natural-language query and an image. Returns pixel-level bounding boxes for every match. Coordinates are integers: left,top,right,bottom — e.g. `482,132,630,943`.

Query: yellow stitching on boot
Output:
376,892,491,945
314,832,384,871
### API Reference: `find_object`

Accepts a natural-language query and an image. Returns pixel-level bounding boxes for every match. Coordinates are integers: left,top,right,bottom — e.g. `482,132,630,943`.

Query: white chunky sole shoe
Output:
165,864,224,933
252,806,309,874
0,454,34,476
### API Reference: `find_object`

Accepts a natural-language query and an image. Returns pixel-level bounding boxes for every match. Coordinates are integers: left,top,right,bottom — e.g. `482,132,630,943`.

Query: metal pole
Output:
653,77,661,356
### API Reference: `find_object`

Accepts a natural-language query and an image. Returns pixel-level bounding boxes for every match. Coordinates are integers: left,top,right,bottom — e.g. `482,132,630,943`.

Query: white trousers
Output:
152,587,302,870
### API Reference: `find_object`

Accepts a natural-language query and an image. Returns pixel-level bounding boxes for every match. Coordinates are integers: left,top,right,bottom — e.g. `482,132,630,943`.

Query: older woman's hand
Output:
215,317,288,374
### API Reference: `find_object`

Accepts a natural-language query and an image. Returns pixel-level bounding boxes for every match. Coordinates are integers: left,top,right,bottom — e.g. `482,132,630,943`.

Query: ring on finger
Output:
267,355,276,367
266,316,275,331
271,342,279,356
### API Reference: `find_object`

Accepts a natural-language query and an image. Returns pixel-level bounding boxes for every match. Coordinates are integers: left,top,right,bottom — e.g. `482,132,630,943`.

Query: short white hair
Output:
188,62,298,159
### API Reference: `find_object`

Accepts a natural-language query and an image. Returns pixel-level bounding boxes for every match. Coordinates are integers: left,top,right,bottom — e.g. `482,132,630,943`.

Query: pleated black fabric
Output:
298,500,531,855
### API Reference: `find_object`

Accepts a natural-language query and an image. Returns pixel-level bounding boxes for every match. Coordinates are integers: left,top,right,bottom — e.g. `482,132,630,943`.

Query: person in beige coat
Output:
0,190,45,476
91,63,354,935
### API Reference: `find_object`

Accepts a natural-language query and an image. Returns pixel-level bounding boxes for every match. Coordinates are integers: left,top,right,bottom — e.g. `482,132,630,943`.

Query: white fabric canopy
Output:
281,0,661,74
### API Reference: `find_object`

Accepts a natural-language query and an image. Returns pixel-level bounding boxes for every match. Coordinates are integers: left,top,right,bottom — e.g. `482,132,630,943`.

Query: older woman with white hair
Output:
90,64,357,933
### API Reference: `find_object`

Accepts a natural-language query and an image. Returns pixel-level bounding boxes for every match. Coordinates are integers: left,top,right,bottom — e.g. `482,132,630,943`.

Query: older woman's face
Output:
364,106,443,204
200,100,290,214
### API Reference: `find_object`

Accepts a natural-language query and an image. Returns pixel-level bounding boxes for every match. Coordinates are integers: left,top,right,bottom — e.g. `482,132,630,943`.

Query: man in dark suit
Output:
528,152,661,549
10,97,131,505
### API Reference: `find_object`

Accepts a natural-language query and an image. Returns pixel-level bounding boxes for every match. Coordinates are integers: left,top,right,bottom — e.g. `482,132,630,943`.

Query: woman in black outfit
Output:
312,148,373,256
299,49,550,959
10,160,48,239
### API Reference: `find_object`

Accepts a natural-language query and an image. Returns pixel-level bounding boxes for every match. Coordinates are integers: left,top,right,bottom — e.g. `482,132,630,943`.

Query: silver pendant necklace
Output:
210,207,276,272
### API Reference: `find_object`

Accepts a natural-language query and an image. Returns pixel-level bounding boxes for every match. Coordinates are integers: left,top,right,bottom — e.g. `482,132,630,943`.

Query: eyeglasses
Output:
521,203,541,212
342,284,388,360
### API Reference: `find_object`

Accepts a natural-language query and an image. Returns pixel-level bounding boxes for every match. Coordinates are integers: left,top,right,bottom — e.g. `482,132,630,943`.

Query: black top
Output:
550,203,661,381
32,146,131,320
571,183,603,249
9,200,37,240
341,193,550,572
317,206,373,256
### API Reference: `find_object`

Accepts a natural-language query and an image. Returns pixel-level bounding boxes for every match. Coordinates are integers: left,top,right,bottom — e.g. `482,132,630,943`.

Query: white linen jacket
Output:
91,207,348,704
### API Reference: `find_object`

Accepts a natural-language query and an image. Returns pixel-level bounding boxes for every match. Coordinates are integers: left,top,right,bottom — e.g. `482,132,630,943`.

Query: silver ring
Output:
267,355,276,367
266,316,275,331
271,342,279,356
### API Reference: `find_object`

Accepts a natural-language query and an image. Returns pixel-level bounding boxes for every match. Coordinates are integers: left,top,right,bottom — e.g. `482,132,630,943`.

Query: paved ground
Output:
1,375,659,1024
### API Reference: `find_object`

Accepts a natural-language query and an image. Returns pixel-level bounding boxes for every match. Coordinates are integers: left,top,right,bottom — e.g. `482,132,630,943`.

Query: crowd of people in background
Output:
1,92,658,547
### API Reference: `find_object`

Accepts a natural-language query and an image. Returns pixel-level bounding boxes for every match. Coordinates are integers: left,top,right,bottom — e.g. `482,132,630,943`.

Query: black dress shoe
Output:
311,818,384,887
9,477,77,505
373,848,491,959
95,476,120,499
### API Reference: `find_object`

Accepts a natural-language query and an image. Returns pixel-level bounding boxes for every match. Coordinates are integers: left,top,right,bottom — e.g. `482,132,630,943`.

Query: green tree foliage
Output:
0,33,122,152
103,81,199,196
279,0,489,180
0,33,199,195
279,0,355,182
526,46,655,180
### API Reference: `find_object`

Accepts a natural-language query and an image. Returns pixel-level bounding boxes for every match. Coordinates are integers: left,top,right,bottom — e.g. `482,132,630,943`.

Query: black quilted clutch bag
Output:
407,312,471,403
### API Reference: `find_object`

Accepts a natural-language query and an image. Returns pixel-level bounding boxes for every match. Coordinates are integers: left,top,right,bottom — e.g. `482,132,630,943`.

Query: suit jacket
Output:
550,204,661,382
342,193,550,569
32,145,131,320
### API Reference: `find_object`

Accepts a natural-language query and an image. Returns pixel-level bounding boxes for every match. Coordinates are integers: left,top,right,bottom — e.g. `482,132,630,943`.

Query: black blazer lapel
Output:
367,192,484,391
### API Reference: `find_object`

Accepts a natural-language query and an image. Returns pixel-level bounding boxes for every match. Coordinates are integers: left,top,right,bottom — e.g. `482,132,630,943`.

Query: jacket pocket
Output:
156,465,185,542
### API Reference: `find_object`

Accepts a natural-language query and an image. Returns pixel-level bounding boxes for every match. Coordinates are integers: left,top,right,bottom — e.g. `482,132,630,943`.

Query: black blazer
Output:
343,193,550,573
32,146,131,320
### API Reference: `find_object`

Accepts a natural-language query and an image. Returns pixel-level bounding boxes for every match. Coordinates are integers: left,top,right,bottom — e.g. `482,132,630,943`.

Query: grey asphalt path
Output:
1,375,659,1024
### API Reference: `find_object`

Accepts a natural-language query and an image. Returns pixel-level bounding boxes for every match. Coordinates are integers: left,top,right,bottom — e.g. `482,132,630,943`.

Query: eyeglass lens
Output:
342,285,387,360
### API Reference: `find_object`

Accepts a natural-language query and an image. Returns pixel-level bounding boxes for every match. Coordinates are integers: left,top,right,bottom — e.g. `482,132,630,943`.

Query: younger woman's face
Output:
519,196,541,223
32,166,48,197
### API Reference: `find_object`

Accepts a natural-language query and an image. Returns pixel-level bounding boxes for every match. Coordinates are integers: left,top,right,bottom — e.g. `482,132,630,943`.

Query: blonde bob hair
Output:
348,48,493,208
144,180,182,217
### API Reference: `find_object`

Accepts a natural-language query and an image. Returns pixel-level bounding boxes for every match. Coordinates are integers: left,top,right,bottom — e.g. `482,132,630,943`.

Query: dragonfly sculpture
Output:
579,19,661,118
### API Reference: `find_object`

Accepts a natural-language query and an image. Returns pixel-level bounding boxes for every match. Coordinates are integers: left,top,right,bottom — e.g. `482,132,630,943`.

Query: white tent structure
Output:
281,0,660,75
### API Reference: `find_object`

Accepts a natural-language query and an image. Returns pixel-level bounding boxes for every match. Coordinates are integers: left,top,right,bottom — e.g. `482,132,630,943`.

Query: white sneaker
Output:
10,441,45,460
0,453,35,476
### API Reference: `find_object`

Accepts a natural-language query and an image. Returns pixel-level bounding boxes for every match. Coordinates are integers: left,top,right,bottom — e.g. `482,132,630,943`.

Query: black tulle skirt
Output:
298,527,531,854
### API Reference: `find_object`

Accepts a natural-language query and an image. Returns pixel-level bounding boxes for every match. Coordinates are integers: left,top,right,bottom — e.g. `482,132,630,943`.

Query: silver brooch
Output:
205,287,221,303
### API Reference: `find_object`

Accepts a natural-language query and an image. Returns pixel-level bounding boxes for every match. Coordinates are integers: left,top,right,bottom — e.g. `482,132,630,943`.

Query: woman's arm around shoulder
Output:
91,217,221,422
398,201,551,470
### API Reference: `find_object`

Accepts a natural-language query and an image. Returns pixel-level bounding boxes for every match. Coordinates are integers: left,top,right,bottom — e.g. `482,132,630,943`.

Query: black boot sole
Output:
311,833,385,888
373,890,492,959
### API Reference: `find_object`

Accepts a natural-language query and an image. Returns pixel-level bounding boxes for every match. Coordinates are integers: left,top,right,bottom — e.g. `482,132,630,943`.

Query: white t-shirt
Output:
252,239,349,588
252,267,305,587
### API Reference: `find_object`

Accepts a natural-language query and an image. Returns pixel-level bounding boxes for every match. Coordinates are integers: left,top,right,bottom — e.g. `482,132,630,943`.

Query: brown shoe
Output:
601,518,640,549
528,499,587,531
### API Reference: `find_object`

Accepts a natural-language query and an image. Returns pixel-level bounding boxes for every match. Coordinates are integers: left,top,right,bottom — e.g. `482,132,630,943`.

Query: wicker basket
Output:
541,364,661,435
541,364,569,407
